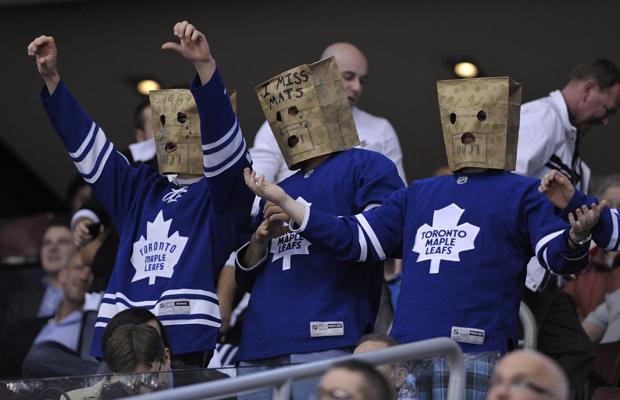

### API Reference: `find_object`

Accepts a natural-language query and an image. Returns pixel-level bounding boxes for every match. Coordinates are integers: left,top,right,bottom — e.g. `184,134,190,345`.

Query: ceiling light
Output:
453,62,479,78
136,79,161,95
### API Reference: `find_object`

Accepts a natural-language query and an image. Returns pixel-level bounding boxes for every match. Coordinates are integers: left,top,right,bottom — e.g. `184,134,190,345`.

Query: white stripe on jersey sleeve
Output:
357,225,368,262
606,209,619,250
203,128,244,169
68,122,96,159
202,119,239,151
72,128,108,176
535,229,565,269
203,139,247,178
83,142,113,184
355,214,386,260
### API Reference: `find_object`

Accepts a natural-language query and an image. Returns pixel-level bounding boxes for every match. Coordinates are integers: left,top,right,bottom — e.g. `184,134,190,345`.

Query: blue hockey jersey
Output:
236,149,404,361
295,170,589,353
41,70,253,356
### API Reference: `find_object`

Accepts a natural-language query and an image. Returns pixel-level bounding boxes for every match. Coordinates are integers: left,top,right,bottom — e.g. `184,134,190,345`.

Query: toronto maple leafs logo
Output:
162,187,188,204
270,197,312,271
131,211,188,285
412,203,480,274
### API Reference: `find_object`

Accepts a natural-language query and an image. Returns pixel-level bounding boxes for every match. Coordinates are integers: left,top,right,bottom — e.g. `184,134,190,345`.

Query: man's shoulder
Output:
354,107,392,130
521,92,565,127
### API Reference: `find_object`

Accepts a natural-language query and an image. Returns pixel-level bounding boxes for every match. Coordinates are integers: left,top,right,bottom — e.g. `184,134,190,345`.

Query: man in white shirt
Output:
516,58,620,392
251,42,406,184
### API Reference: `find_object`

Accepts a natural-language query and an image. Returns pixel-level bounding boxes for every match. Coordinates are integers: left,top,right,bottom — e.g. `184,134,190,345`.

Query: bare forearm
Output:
194,60,216,86
280,196,306,226
240,236,269,268
43,73,60,95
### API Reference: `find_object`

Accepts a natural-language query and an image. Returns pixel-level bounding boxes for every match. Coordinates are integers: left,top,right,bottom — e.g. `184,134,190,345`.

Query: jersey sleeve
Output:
519,184,589,274
41,80,153,228
297,187,408,263
562,189,620,251
190,70,253,212
353,152,405,211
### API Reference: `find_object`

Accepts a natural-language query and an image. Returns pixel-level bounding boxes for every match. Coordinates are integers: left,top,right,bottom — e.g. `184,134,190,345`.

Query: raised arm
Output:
243,168,405,263
164,22,252,219
28,36,154,228
539,169,616,250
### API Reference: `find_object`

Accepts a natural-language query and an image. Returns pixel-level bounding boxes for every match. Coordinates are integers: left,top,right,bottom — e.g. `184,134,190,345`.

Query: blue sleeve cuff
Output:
560,189,596,219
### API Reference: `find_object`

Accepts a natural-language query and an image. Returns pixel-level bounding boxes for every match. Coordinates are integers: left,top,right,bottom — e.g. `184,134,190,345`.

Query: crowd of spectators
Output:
1,20,620,400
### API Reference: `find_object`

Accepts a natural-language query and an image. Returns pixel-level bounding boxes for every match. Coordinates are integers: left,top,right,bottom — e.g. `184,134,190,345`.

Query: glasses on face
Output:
489,376,557,399
311,387,355,400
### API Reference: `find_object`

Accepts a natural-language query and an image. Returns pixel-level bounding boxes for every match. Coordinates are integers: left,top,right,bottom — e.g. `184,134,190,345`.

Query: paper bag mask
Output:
149,89,237,176
255,57,359,170
437,77,522,172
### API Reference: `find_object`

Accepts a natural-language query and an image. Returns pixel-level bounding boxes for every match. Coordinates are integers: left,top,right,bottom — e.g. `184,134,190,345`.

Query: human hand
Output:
251,204,290,245
244,168,289,205
569,200,608,242
162,21,215,83
72,218,101,248
27,35,60,92
538,169,575,210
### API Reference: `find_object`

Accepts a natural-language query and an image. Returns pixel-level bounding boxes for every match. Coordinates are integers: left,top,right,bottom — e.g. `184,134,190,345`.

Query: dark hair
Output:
134,100,151,131
44,215,71,233
329,359,396,400
102,308,171,359
105,324,166,373
570,58,620,89
357,333,400,348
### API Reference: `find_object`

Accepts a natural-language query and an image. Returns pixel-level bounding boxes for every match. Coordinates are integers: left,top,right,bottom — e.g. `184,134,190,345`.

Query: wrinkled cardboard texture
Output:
437,77,522,172
255,57,359,170
149,88,237,177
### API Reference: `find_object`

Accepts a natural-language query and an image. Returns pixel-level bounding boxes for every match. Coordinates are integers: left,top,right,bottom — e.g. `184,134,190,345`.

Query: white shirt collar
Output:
128,138,156,162
549,90,577,139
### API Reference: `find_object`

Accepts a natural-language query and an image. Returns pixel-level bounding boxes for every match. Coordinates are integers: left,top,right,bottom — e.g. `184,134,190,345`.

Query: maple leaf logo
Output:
130,211,188,285
270,197,312,271
412,203,480,274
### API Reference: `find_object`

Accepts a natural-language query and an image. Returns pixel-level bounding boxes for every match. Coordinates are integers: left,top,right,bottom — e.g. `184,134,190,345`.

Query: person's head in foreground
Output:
486,349,569,400
315,359,396,400
354,334,408,393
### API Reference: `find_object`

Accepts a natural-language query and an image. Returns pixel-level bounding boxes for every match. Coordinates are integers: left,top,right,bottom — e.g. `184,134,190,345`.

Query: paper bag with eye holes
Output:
149,88,237,177
255,56,359,170
437,77,522,172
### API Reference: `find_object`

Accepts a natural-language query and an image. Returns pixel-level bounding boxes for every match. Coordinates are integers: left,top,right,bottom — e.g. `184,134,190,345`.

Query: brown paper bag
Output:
149,88,238,176
255,57,359,170
437,77,522,171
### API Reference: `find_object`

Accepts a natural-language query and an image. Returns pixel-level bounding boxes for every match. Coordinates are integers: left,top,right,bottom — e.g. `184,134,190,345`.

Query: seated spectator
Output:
353,334,408,395
22,252,99,377
37,217,76,318
582,287,620,343
564,173,620,319
67,324,171,400
315,359,396,400
486,349,569,400
98,307,171,373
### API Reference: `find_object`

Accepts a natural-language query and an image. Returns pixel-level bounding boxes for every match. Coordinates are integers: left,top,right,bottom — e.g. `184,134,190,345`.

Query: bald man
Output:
486,350,569,400
251,42,406,185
